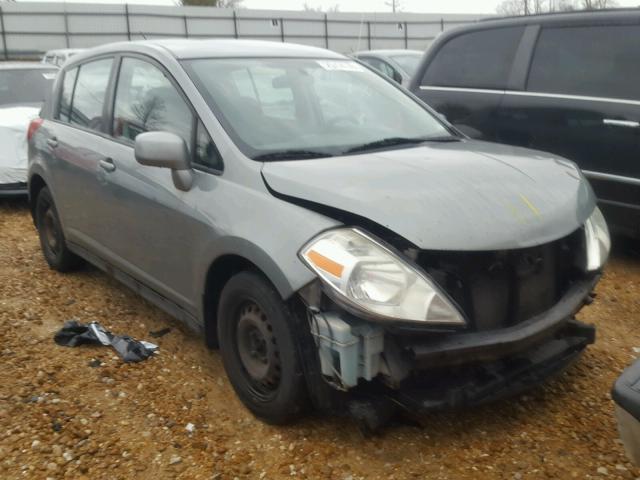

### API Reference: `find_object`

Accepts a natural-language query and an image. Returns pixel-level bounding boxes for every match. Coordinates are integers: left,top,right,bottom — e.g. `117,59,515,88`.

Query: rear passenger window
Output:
69,58,112,132
421,27,524,89
58,67,78,123
113,57,194,149
527,25,640,100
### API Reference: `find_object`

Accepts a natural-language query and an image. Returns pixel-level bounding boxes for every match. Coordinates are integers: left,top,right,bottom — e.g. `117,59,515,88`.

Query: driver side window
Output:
113,57,222,172
113,57,193,149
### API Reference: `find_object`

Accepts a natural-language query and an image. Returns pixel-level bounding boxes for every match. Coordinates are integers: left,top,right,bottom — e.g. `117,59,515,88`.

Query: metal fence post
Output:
367,21,371,49
404,21,408,48
63,7,70,48
280,17,284,42
183,14,189,38
233,10,238,38
125,4,131,40
324,13,329,49
440,18,444,32
0,6,8,60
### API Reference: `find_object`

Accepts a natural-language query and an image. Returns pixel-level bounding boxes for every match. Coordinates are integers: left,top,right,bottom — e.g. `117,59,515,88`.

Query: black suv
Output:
410,10,640,238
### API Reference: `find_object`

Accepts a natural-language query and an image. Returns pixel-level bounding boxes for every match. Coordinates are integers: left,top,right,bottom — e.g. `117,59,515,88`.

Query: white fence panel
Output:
0,2,486,60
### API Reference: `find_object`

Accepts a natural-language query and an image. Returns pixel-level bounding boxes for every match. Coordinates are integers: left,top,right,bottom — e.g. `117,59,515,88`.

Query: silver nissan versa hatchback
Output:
28,39,610,427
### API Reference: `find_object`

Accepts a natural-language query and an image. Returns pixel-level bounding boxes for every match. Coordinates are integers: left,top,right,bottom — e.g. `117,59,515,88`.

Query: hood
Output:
261,140,596,251
0,106,40,184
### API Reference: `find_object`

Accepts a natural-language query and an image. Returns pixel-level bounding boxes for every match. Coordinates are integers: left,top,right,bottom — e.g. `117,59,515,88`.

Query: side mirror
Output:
134,131,193,191
392,70,403,84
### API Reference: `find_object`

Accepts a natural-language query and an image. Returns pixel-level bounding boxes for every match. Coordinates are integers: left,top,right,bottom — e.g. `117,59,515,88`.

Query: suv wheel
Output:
217,271,308,424
35,187,82,272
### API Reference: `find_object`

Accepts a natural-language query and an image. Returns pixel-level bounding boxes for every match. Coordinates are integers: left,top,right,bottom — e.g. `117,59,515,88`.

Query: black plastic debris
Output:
54,321,158,363
149,327,171,338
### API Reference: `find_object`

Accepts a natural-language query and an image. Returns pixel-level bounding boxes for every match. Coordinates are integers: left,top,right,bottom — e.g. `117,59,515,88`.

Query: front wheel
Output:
217,271,309,424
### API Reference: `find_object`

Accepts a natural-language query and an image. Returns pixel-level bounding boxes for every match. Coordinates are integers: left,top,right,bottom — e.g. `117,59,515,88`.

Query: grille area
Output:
416,229,585,331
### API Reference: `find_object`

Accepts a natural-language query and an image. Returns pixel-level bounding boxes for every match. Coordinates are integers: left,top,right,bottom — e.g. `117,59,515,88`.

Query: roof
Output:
353,49,423,57
479,7,640,27
91,39,345,60
0,62,59,71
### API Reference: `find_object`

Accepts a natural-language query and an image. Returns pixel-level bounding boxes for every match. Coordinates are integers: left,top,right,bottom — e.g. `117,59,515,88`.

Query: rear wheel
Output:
35,187,81,272
217,271,308,424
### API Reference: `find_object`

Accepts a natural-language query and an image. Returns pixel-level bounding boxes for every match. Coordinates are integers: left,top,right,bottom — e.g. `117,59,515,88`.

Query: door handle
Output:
603,119,640,128
46,137,58,148
99,158,116,173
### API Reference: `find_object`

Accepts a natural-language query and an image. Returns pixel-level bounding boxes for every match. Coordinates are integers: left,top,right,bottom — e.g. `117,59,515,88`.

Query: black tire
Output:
217,271,309,424
35,187,82,272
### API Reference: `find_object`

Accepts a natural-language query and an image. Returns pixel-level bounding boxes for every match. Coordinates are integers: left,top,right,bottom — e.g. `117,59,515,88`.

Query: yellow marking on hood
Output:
506,201,527,224
519,194,541,218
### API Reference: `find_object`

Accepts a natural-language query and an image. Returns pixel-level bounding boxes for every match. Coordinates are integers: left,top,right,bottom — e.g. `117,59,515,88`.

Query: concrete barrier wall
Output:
0,2,486,59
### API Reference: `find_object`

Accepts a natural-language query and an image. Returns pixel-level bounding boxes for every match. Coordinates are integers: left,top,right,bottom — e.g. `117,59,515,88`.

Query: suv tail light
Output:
27,118,44,141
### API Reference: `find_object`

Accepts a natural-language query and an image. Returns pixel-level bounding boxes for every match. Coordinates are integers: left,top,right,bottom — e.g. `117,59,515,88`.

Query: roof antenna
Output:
140,32,147,40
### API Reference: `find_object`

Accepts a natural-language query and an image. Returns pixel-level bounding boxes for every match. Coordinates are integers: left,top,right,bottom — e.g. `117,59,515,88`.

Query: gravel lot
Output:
1,198,640,480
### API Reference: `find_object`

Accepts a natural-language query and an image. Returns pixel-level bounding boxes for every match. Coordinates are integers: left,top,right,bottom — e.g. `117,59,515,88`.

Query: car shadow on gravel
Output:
0,196,29,211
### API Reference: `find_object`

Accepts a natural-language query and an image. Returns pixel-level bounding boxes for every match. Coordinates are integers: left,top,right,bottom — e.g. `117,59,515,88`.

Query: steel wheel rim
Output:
235,301,281,399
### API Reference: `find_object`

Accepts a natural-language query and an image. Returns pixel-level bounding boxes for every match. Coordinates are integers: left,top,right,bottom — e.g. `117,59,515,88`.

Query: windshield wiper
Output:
345,137,429,154
252,150,334,161
345,135,462,154
423,135,462,143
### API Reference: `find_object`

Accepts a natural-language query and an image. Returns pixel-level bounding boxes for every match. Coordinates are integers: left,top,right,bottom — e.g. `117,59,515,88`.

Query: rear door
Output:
498,22,640,236
413,26,525,139
47,57,117,251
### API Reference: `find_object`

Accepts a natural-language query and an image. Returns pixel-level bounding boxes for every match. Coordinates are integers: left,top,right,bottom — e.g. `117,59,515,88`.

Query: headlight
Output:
584,207,610,271
299,228,465,325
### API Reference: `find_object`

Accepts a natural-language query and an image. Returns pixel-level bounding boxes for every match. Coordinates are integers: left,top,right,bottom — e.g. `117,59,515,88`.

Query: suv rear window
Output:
527,25,640,101
421,27,524,90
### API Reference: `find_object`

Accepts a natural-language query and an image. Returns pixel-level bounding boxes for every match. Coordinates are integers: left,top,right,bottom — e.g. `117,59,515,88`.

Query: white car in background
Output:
0,63,58,196
41,49,83,67
352,49,423,87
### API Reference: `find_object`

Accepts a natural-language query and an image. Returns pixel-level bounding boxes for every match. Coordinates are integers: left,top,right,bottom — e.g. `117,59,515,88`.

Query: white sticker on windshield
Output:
42,73,57,80
316,60,365,72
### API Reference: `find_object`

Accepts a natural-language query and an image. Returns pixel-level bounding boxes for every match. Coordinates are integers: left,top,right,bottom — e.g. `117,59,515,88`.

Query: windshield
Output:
389,53,422,77
184,58,451,160
0,69,57,107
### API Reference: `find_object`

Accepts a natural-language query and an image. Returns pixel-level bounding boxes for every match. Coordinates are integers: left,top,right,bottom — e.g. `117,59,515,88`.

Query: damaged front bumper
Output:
307,274,598,413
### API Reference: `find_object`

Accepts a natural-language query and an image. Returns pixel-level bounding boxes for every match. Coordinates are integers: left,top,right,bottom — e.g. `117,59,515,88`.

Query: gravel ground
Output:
1,198,640,480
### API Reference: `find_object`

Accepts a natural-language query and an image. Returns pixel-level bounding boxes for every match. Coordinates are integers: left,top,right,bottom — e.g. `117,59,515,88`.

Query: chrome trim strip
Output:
603,118,640,128
583,170,640,187
419,86,504,95
419,86,640,107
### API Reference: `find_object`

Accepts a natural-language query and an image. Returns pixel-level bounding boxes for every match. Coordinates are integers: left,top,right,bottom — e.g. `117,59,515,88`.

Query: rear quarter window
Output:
527,24,640,100
421,26,525,90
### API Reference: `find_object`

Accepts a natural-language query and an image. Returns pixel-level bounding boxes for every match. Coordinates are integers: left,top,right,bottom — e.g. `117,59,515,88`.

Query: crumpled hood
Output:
262,140,596,251
0,106,40,184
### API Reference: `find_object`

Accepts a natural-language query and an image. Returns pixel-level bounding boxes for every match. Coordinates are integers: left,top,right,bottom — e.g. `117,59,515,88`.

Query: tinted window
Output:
0,69,57,107
58,67,78,123
422,27,524,89
113,57,193,148
528,25,640,100
69,58,112,131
